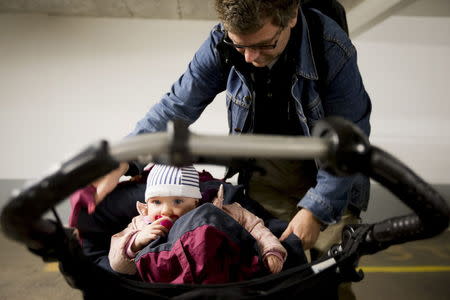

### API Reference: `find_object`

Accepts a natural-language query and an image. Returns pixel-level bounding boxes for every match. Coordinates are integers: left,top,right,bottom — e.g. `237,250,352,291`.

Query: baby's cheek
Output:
146,213,159,223
180,208,194,216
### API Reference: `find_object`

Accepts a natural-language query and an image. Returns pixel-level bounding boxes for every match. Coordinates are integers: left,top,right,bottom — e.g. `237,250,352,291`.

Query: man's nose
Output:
244,48,260,63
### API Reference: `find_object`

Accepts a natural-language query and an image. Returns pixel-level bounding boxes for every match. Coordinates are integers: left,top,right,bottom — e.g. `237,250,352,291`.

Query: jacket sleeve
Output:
129,25,226,136
224,203,287,261
108,217,143,275
299,49,371,225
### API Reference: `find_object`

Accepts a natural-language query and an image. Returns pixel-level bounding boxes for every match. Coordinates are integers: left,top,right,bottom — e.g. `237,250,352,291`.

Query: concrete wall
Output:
1,12,449,183
0,14,226,180
354,15,450,183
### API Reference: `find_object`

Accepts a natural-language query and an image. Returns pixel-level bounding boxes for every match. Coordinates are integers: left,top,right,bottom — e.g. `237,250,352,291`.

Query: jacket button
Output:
234,128,242,132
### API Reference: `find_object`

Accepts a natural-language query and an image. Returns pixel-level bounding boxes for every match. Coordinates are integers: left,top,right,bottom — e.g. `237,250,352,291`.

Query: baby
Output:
108,164,287,280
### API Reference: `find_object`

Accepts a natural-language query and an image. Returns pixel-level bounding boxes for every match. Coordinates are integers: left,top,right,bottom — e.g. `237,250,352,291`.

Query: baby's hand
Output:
264,254,283,274
132,218,170,251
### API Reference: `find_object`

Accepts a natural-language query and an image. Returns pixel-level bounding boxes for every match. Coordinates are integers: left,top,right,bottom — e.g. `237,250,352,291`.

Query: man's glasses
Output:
223,27,283,50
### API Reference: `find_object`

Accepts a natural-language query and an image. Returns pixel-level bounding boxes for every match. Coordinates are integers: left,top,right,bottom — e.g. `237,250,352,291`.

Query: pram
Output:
1,117,449,299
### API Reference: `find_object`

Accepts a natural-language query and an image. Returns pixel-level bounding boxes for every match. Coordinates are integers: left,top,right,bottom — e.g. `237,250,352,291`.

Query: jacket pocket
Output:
226,92,251,134
304,94,324,130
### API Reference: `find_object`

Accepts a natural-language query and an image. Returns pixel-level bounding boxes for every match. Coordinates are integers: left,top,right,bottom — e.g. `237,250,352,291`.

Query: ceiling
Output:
0,0,449,37
0,0,217,20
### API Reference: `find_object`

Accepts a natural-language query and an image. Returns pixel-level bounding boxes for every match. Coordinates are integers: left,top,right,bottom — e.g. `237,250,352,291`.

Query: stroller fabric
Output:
69,171,307,281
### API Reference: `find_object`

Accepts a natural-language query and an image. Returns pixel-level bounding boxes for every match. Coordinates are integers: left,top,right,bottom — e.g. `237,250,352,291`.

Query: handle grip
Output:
367,146,449,246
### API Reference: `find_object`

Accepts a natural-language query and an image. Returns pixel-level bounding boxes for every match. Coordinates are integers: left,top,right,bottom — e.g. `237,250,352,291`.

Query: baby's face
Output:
146,196,198,222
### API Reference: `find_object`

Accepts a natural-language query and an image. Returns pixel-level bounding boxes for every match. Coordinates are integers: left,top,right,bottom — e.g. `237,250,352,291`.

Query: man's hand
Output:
92,162,129,204
279,208,322,250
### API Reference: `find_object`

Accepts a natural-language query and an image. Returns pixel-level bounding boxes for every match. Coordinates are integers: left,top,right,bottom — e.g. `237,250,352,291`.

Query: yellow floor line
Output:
44,262,59,272
360,266,450,273
43,262,450,273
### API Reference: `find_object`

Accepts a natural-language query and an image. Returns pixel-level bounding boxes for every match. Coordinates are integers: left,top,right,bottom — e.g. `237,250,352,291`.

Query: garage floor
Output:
0,229,448,300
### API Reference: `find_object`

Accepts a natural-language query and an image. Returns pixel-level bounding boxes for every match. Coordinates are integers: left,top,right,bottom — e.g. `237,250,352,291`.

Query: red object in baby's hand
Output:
154,215,178,230
145,215,176,230
160,219,173,230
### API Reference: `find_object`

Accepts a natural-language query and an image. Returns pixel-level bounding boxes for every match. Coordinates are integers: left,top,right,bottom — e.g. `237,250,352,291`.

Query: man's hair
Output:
215,0,300,34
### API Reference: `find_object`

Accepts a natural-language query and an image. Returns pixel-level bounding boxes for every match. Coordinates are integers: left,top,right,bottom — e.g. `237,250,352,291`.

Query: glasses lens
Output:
253,44,277,50
223,29,280,50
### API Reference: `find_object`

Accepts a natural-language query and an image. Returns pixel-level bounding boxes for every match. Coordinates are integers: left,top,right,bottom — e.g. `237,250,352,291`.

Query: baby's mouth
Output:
155,215,179,221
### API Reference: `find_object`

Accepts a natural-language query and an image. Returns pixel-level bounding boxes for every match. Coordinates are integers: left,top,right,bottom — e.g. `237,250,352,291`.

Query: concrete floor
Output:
1,228,448,299
353,230,450,300
0,232,82,300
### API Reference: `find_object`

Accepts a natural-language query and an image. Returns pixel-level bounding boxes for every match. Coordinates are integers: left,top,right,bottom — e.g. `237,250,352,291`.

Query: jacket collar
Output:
294,9,319,80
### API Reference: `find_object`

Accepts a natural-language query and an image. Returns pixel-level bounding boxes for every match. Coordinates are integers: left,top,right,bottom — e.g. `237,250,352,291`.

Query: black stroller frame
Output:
1,117,449,299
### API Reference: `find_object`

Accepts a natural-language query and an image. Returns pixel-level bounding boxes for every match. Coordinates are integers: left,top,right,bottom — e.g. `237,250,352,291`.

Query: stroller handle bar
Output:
1,117,449,254
109,120,330,163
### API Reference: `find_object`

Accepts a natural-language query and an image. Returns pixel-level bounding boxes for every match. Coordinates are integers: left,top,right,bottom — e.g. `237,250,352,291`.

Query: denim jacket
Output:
130,9,372,225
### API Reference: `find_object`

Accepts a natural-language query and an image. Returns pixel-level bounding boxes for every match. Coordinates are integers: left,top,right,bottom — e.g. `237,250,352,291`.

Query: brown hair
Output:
215,0,300,34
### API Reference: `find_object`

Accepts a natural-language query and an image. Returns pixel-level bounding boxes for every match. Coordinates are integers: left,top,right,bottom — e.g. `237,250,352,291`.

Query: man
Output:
96,0,371,296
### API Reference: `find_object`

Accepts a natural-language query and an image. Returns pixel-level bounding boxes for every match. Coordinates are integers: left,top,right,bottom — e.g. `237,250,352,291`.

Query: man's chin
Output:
252,61,268,68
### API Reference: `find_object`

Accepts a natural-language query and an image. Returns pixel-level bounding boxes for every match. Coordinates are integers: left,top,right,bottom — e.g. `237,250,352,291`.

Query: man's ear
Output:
289,5,299,29
136,201,148,216
289,14,298,28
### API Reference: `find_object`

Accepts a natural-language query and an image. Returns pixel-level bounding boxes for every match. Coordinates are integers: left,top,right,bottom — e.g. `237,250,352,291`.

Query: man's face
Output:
226,17,297,67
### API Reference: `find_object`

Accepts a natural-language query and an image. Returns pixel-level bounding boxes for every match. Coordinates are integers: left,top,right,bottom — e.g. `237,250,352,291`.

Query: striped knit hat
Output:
144,164,202,201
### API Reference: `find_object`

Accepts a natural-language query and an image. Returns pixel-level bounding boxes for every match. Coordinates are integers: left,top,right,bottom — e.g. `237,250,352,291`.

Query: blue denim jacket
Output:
130,9,372,225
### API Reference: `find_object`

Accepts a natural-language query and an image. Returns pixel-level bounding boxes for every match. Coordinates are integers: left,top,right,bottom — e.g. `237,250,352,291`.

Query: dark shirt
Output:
244,24,303,136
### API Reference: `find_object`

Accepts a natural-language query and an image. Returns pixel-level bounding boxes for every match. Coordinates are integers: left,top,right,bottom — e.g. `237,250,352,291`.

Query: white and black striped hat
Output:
144,164,202,201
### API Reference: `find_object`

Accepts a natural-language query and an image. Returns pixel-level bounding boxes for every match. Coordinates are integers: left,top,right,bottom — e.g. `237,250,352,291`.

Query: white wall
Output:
0,14,227,180
1,13,449,183
355,15,450,183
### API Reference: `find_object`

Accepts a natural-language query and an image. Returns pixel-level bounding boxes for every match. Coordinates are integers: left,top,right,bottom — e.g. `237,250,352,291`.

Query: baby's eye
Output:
173,199,184,205
150,200,161,205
